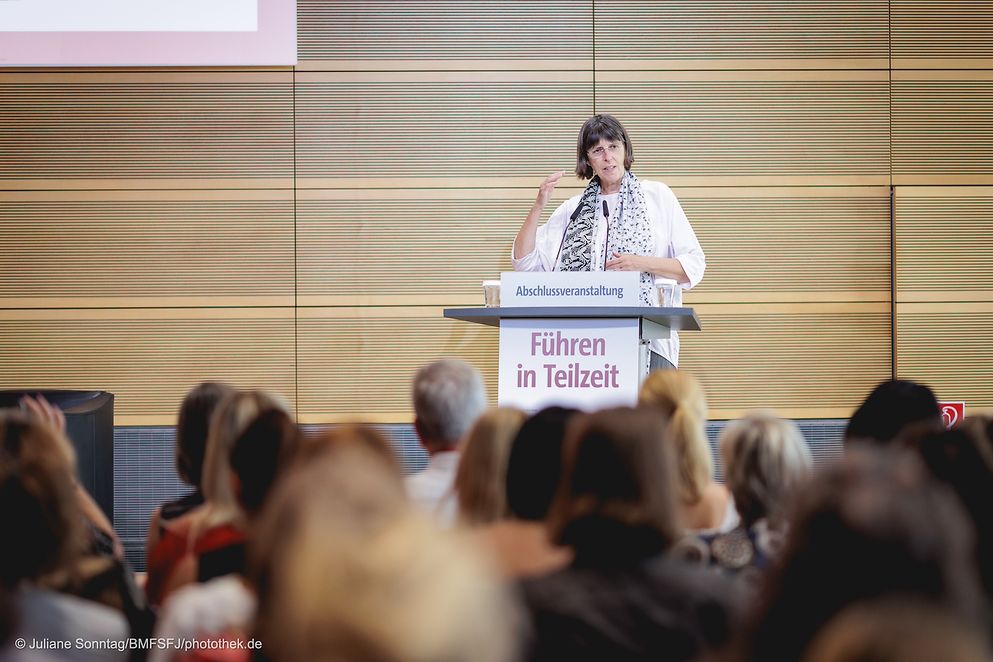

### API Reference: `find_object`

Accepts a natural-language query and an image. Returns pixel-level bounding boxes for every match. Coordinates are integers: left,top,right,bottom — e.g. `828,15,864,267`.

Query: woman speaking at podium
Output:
512,114,706,369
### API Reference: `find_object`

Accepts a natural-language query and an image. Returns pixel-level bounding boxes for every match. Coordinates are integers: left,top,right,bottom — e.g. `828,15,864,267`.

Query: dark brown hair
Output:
844,379,942,448
506,406,580,521
575,114,634,179
547,407,679,562
0,411,85,588
229,409,301,516
175,382,235,488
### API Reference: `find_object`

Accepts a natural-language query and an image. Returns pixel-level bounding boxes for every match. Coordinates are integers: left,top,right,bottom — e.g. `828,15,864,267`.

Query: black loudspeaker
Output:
0,390,115,521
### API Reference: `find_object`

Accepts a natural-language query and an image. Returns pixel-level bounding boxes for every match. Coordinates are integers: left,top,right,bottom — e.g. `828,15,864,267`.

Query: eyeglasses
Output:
587,142,622,159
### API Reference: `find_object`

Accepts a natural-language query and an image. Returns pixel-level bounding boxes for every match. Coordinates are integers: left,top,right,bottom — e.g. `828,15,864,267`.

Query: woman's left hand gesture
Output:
605,252,650,272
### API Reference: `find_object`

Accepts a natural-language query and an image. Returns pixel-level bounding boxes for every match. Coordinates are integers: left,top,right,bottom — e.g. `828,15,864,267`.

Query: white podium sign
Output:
498,318,641,411
501,271,641,307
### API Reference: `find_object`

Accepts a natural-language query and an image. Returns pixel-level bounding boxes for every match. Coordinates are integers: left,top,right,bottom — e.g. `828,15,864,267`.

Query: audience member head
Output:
229,409,300,518
548,407,680,563
201,389,292,527
802,599,992,662
638,369,712,503
295,423,402,479
730,445,985,662
915,420,993,601
252,446,516,662
175,382,235,490
958,414,993,465
720,410,813,527
0,411,85,589
411,359,487,453
844,379,942,447
454,407,527,526
505,406,580,522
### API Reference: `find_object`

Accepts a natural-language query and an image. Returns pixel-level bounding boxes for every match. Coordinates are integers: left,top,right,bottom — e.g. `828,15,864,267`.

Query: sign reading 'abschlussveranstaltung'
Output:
501,271,641,307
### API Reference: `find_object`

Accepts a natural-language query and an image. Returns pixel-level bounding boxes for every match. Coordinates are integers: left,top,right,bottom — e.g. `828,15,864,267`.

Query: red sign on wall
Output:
939,402,966,429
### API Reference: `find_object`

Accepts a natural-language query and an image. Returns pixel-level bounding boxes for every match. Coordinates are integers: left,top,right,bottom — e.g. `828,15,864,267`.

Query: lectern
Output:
444,305,700,411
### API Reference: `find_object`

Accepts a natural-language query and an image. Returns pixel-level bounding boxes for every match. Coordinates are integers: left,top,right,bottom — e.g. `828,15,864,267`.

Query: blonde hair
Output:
454,407,527,526
719,410,812,526
199,389,292,529
252,446,517,662
296,423,402,479
638,370,711,502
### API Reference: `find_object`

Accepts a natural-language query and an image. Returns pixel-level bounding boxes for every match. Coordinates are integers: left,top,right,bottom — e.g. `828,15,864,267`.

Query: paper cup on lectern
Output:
482,280,502,307
654,278,677,308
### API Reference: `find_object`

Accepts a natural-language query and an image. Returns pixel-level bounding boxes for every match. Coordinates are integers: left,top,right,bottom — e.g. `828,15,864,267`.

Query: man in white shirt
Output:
406,358,487,526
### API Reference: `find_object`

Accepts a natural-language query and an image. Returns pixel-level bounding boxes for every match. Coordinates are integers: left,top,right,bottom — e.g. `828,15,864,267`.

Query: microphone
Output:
602,199,610,270
555,201,589,270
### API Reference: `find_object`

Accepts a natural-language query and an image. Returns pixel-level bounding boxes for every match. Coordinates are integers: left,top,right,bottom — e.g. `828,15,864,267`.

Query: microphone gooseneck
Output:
602,199,610,271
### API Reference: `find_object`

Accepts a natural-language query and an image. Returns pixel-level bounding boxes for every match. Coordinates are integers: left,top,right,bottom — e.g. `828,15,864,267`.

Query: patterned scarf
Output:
557,170,656,304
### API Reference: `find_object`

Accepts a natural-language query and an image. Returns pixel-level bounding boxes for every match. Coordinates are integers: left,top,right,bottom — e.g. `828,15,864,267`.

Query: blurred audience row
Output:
2,360,993,662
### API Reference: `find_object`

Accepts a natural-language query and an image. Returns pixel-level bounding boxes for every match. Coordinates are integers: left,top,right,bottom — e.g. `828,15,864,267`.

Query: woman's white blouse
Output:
512,180,705,366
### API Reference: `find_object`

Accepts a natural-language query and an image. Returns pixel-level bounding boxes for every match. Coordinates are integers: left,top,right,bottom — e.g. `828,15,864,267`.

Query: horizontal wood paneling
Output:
297,312,497,422
895,188,993,295
897,306,993,408
892,2,993,61
682,305,892,415
295,187,892,304
0,313,295,422
683,190,891,295
294,73,591,180
892,75,993,180
0,179,295,192
297,189,574,301
297,0,591,63
0,194,294,300
595,1,888,62
296,175,890,189
596,76,889,178
0,73,293,181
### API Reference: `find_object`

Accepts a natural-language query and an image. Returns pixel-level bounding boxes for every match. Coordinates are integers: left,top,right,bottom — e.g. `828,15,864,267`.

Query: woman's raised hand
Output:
20,394,66,434
535,171,565,209
516,171,566,259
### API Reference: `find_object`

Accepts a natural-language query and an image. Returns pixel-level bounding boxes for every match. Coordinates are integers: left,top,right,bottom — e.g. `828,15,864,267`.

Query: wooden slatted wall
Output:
0,1,989,424
892,3,993,410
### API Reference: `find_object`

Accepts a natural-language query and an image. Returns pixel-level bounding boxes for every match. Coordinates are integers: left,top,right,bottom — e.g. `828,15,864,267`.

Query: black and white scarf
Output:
557,170,656,305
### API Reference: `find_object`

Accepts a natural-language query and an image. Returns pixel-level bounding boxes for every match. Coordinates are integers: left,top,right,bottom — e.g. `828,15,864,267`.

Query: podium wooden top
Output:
443,306,701,331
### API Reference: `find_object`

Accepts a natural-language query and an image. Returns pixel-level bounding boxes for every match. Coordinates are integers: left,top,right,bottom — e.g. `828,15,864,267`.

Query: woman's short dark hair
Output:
547,407,679,562
176,382,235,488
575,114,634,179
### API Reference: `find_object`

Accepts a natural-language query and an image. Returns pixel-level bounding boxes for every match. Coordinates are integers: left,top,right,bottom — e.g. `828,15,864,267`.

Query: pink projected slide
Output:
0,0,296,66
